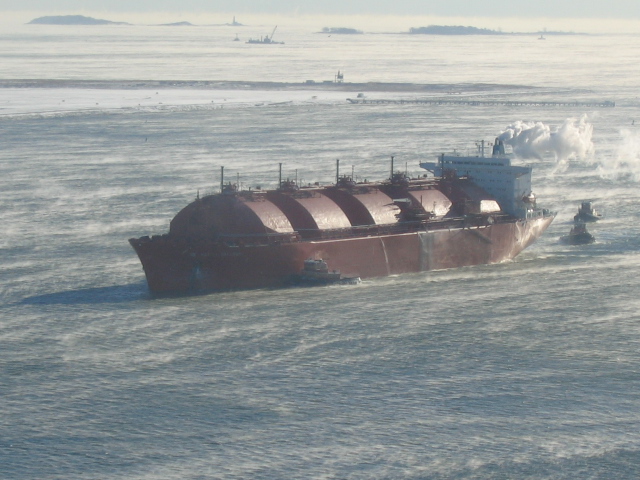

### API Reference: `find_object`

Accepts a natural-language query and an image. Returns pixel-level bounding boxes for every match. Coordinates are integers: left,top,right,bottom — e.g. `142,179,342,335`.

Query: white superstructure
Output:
420,139,538,219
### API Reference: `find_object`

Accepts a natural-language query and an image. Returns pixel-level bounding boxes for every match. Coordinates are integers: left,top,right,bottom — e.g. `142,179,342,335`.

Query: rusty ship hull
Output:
130,215,553,294
130,140,555,294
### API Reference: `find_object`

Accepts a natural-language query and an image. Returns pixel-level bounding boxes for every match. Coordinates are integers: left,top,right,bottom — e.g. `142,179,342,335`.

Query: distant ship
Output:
129,139,555,294
246,26,284,44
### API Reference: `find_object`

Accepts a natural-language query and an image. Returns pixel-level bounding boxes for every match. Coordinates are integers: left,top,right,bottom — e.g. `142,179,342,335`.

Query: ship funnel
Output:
220,166,224,193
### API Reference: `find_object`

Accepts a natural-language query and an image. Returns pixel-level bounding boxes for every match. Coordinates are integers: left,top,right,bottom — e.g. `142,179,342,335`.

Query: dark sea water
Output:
2,22,640,479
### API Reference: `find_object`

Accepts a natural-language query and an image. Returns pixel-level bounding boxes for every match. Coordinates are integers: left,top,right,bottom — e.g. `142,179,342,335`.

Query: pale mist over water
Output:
2,18,640,479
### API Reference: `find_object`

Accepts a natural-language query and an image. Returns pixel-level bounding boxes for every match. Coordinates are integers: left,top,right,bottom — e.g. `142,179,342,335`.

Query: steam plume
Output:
498,116,594,162
597,128,640,180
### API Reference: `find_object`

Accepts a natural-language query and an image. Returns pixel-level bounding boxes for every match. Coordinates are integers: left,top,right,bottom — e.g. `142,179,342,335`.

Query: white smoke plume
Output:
498,115,594,163
597,128,640,181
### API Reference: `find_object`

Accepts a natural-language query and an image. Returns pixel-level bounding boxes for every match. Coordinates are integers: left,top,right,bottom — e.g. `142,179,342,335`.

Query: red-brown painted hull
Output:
130,215,554,294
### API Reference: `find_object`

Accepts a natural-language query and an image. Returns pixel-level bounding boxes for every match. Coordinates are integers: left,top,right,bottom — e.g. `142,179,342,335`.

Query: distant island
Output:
156,21,194,27
28,15,129,25
408,25,581,36
28,15,247,27
409,25,503,35
320,27,363,35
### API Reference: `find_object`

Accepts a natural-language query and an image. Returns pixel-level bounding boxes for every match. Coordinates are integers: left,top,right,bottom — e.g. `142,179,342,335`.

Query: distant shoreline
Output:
28,15,129,26
26,15,583,35
0,79,536,93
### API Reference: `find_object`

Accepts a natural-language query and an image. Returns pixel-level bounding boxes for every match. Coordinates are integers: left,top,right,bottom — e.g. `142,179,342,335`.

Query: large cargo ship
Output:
129,139,555,294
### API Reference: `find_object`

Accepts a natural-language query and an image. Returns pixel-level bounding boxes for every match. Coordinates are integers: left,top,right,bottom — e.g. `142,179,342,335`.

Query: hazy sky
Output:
3,0,640,18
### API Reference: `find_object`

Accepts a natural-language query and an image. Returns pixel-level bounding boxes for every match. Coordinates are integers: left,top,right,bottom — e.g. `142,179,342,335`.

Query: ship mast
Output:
476,139,486,157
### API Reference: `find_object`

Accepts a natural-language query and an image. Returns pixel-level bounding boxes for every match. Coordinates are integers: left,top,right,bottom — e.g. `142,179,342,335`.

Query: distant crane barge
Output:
247,26,284,45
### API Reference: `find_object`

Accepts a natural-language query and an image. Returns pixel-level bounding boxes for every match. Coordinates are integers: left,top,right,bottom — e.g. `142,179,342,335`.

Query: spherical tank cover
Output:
169,194,291,237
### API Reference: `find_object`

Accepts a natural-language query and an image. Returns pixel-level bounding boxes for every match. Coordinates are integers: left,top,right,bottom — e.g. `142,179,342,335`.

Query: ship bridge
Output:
420,140,534,218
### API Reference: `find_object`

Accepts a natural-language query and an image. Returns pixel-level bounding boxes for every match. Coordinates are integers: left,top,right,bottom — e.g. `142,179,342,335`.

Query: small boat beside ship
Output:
574,201,602,222
561,201,602,245
294,259,361,286
560,221,595,245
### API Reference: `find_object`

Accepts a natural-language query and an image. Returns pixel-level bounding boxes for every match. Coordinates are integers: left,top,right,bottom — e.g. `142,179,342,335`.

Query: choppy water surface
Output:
1,22,640,479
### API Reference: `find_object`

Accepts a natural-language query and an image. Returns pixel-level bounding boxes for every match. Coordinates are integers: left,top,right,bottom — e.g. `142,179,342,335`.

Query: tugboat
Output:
574,201,602,222
561,221,595,245
294,259,361,286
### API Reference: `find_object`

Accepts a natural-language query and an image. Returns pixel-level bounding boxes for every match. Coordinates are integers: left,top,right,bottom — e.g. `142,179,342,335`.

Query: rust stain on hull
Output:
130,214,554,294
